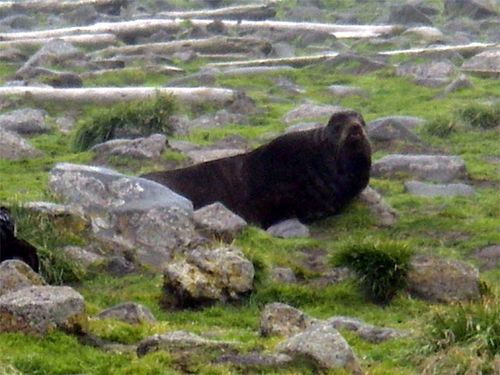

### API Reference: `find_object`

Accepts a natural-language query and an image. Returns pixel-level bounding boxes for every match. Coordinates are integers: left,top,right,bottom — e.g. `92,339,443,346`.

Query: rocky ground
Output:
0,0,499,374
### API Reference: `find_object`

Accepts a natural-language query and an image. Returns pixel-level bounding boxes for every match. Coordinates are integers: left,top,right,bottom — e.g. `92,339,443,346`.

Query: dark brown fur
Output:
142,110,371,228
0,207,40,272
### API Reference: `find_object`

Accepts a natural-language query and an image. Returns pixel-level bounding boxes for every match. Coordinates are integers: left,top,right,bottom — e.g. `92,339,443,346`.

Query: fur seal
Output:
0,207,40,272
142,110,371,228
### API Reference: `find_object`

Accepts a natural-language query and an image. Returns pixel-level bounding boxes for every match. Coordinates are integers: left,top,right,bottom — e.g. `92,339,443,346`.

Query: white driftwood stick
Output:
0,33,118,49
207,53,339,68
0,87,238,106
158,3,276,20
96,36,270,57
379,42,498,56
0,19,400,41
0,0,122,12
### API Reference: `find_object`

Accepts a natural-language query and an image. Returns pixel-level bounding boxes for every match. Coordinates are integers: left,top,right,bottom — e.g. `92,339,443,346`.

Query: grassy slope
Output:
0,16,499,375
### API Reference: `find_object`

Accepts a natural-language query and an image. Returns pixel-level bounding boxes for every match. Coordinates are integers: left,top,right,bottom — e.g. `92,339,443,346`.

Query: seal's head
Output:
326,110,371,177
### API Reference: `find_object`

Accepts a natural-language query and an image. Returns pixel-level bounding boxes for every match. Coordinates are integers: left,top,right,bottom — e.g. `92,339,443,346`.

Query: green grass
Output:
0,39,499,374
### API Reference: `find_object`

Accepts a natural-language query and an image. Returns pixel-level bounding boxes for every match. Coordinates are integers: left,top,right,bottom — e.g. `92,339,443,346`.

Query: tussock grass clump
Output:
420,295,499,374
458,103,499,130
8,206,85,285
73,94,176,151
423,116,457,138
330,240,414,304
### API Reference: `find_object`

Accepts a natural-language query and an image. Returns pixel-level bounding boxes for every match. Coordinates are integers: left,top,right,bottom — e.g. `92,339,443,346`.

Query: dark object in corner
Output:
142,110,372,228
0,207,40,272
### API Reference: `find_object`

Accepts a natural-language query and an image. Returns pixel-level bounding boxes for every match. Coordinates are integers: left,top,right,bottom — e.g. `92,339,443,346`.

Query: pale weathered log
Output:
0,0,124,13
0,34,118,49
96,36,272,57
379,42,498,57
207,53,339,68
0,19,400,41
158,3,276,20
0,87,238,106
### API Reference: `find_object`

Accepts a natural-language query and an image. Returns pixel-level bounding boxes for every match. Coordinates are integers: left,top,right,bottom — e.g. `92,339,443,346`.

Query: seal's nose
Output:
349,123,364,139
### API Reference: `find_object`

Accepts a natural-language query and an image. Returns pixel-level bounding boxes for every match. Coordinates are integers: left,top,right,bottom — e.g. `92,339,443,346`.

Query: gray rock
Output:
16,39,82,79
462,49,500,75
48,163,195,268
472,245,500,271
277,324,362,373
444,0,498,19
216,352,293,368
389,4,432,25
260,303,317,337
328,85,368,98
0,14,37,30
96,302,156,324
310,267,353,287
0,130,41,160
322,53,388,75
61,246,105,267
163,246,254,308
443,74,473,94
407,255,481,302
273,76,305,95
367,117,421,143
193,202,247,242
396,60,456,87
191,110,248,130
0,286,87,335
372,154,467,182
270,267,297,284
367,116,425,131
272,42,295,58
266,219,310,238
0,108,48,135
137,330,237,357
358,186,398,227
405,181,475,197
55,115,75,134
403,27,444,42
326,316,406,343
91,134,167,160
284,122,322,134
282,103,345,124
186,148,246,164
31,68,83,88
62,5,99,26
221,66,295,76
0,260,46,297
105,256,136,276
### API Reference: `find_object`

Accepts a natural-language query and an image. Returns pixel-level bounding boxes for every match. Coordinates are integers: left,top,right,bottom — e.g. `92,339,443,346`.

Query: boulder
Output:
358,186,398,227
137,330,237,357
462,49,500,75
0,286,87,335
404,181,475,197
0,130,41,160
96,302,156,324
367,117,421,143
55,115,75,134
16,39,82,79
407,255,481,302
0,108,48,135
0,260,46,297
367,116,425,131
389,4,432,25
277,324,362,374
403,27,444,42
35,69,83,88
260,303,317,337
371,154,467,182
91,134,167,160
322,53,388,75
193,202,248,242
22,201,88,232
266,219,310,238
471,245,500,271
186,148,246,164
162,246,254,308
48,163,195,268
444,0,498,20
326,316,406,343
61,246,105,267
284,122,322,134
282,103,345,125
216,352,293,368
396,59,456,87
270,267,297,284
443,74,473,94
327,85,368,98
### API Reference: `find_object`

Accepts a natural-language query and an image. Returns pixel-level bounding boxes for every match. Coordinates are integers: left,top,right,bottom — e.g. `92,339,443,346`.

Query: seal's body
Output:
0,207,40,272
142,110,371,228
